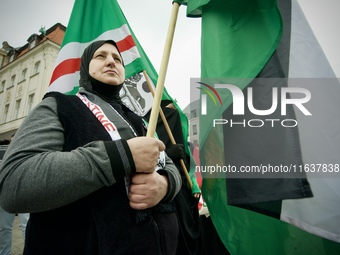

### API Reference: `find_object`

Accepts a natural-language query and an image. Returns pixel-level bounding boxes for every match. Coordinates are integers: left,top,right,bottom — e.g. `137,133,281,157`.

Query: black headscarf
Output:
79,40,123,99
79,40,145,136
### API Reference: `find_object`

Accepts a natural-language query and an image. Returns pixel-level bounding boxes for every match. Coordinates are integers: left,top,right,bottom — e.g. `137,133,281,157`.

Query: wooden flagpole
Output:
143,71,193,189
146,2,180,137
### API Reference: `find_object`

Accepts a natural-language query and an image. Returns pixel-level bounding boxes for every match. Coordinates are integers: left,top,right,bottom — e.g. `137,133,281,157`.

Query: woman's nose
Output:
106,56,116,66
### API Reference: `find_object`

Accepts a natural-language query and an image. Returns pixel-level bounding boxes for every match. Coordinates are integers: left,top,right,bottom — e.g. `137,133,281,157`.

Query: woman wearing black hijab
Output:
0,40,181,254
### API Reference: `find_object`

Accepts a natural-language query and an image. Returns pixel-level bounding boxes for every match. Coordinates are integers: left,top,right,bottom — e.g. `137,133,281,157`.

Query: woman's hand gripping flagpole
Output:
143,70,193,190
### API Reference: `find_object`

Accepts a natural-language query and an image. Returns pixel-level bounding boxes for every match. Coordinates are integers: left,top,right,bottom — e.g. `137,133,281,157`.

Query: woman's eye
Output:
114,58,122,64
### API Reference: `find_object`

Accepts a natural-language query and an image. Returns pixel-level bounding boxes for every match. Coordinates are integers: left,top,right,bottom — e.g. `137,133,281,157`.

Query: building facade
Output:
0,23,65,140
183,99,200,146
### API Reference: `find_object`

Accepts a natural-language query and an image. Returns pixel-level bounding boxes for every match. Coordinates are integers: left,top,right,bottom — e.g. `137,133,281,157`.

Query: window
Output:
3,104,9,123
29,40,37,49
28,34,39,49
21,68,27,81
14,99,21,119
10,75,16,86
0,80,5,93
0,55,5,68
193,124,197,135
27,94,35,113
8,49,17,63
33,61,40,74
191,109,197,118
9,54,15,62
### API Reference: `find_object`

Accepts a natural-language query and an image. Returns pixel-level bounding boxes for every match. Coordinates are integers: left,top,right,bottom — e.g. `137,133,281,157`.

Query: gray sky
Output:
0,0,339,108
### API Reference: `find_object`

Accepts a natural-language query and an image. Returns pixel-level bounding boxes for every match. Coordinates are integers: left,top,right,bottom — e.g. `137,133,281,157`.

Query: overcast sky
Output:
0,0,339,108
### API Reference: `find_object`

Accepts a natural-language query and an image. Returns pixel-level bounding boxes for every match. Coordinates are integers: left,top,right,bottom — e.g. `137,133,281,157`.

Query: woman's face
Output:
89,43,125,86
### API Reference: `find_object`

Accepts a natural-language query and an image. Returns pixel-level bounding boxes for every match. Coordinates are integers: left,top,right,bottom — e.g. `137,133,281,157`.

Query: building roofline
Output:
0,23,65,70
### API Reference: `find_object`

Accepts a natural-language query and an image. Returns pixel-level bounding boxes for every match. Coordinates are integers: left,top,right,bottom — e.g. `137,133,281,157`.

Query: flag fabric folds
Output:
183,0,340,254
49,0,177,115
49,0,151,94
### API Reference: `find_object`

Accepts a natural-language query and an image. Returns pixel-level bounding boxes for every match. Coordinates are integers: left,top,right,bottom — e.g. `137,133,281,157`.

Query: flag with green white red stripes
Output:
48,0,169,117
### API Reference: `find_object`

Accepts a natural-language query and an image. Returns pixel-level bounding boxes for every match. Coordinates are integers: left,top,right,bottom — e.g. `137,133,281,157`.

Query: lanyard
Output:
77,92,128,141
